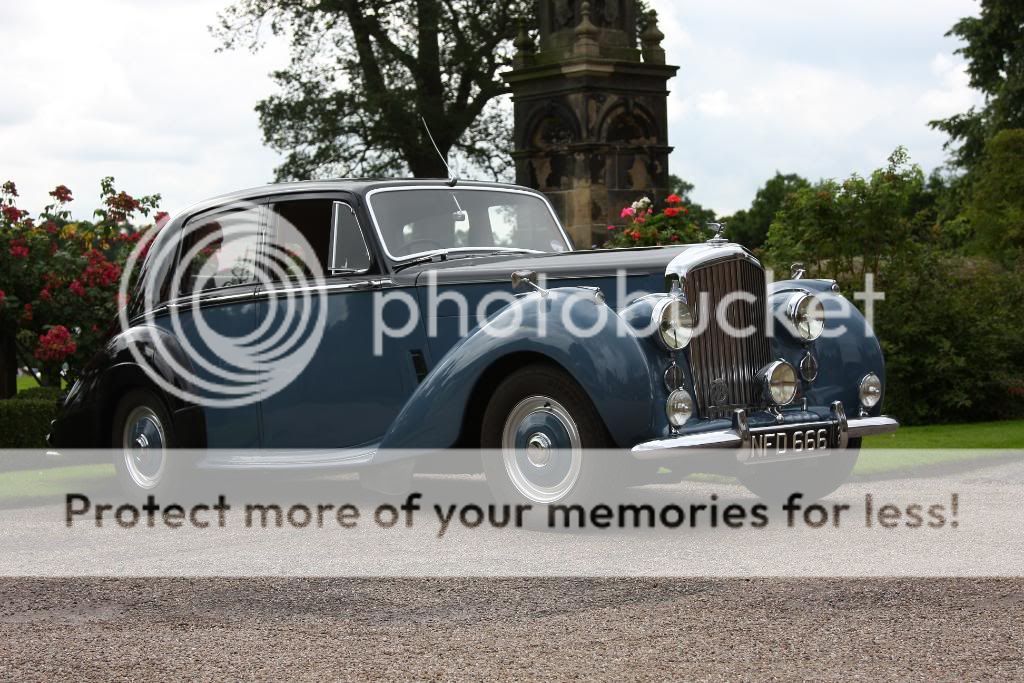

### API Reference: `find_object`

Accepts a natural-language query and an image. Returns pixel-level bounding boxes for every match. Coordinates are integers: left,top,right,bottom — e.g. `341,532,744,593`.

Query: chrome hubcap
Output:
122,406,166,490
501,395,582,504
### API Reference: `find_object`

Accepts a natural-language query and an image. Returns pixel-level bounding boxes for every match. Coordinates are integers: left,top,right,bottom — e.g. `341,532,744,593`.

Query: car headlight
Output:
786,293,825,341
859,372,882,408
653,297,694,350
759,360,798,406
666,388,694,427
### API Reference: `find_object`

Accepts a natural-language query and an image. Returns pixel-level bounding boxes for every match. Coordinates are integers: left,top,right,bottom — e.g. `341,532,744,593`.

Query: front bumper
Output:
632,401,899,460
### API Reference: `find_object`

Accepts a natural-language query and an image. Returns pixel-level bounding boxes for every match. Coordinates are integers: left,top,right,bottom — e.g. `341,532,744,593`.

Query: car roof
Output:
172,178,536,221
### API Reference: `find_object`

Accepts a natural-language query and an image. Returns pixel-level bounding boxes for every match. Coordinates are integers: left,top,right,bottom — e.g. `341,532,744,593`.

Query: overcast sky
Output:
1,0,982,219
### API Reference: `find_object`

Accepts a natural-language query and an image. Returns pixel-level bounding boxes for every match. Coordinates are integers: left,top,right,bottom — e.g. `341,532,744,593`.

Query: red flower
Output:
69,280,86,297
2,205,23,223
9,239,29,259
670,234,680,242
0,289,5,305
105,191,141,222
665,194,682,205
49,185,73,203
35,325,77,363
42,220,58,234
664,207,681,217
154,211,170,228
630,230,641,241
22,304,32,321
81,249,122,287
39,288,52,302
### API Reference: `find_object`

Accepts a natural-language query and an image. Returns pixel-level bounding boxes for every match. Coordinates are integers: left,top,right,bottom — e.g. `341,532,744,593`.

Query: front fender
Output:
769,279,886,416
377,288,659,451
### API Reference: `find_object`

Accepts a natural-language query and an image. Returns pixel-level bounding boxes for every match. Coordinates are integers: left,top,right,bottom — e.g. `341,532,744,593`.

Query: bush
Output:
0,398,55,448
876,250,1024,424
12,386,62,403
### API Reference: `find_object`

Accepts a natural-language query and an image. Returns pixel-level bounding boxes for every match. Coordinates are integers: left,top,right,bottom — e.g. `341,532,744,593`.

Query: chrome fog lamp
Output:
786,293,825,341
759,360,798,406
653,297,694,350
666,389,694,427
859,372,882,409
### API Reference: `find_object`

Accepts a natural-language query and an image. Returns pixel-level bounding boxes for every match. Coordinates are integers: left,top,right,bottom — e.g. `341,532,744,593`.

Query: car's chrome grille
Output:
684,257,772,419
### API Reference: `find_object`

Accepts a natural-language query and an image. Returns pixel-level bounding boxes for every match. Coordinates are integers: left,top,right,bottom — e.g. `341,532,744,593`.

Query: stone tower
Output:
503,1,678,248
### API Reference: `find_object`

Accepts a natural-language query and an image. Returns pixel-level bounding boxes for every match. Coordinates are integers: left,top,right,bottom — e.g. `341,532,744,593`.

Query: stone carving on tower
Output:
504,0,678,247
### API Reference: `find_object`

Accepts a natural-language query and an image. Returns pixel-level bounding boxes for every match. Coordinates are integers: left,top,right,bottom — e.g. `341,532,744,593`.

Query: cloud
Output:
650,0,984,214
0,0,987,220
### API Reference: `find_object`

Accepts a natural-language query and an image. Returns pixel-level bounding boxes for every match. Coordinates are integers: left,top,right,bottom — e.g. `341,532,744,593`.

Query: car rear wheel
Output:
112,388,184,499
481,363,617,506
736,438,861,503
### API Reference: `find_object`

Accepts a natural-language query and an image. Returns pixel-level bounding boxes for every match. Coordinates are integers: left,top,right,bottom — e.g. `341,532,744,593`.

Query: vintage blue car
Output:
49,179,898,503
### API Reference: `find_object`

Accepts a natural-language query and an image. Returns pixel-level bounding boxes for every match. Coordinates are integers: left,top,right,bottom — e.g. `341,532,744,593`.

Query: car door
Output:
158,201,264,448
256,193,414,450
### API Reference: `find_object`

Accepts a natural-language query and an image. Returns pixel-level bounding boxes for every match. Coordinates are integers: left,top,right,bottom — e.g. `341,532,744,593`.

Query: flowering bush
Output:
604,194,710,247
0,178,161,390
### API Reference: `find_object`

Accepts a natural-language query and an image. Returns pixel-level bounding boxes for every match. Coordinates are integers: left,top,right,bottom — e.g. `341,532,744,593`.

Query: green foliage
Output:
764,148,933,286
761,148,1024,425
12,386,62,403
724,172,809,251
875,248,1024,424
965,128,1024,262
929,0,1024,171
213,0,532,180
0,399,55,449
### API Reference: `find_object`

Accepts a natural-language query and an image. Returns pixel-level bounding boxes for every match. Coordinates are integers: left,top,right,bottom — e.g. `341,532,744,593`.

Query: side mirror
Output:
510,270,547,297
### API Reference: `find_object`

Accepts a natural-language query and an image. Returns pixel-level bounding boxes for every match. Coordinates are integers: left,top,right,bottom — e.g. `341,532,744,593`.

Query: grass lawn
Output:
15,374,39,392
862,419,1024,449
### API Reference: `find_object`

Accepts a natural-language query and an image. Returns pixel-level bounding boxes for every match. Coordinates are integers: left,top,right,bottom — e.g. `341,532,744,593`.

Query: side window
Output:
268,198,372,280
179,207,261,294
329,202,372,273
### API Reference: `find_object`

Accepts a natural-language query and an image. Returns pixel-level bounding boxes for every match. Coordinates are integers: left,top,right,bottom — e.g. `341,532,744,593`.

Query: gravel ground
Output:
0,577,1021,681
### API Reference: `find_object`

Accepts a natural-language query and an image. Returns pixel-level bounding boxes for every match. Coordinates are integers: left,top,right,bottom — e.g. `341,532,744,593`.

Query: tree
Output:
965,128,1024,262
723,172,809,251
929,0,1024,172
213,0,531,181
764,148,932,287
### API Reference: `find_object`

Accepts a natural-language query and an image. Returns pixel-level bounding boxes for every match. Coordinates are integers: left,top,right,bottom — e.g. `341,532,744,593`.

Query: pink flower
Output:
620,206,635,218
607,225,616,231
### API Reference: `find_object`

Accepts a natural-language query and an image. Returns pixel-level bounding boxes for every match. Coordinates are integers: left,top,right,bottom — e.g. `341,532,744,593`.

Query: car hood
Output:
395,245,694,287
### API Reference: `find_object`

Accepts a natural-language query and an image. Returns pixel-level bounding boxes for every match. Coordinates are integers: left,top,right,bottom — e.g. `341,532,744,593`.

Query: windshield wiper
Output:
391,250,452,272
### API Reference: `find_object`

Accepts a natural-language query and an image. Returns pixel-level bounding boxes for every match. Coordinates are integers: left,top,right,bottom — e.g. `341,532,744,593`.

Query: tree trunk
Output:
0,332,16,399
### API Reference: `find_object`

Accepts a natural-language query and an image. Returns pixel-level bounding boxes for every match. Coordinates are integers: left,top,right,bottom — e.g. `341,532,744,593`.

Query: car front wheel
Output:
480,363,617,506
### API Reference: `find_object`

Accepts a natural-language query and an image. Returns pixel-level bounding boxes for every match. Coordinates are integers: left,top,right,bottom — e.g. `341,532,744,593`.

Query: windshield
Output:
368,188,572,259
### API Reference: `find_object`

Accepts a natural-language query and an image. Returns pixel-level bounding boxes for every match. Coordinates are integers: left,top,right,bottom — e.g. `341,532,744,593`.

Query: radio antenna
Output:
420,115,458,186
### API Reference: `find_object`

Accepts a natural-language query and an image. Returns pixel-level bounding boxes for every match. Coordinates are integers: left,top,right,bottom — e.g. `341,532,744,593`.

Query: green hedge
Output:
0,399,56,449
13,386,63,403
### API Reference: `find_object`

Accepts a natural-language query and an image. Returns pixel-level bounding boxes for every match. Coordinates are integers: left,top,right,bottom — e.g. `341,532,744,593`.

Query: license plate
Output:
747,426,833,462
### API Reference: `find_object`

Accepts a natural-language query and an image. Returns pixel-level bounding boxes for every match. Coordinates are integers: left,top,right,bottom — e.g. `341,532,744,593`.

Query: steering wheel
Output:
400,238,444,255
